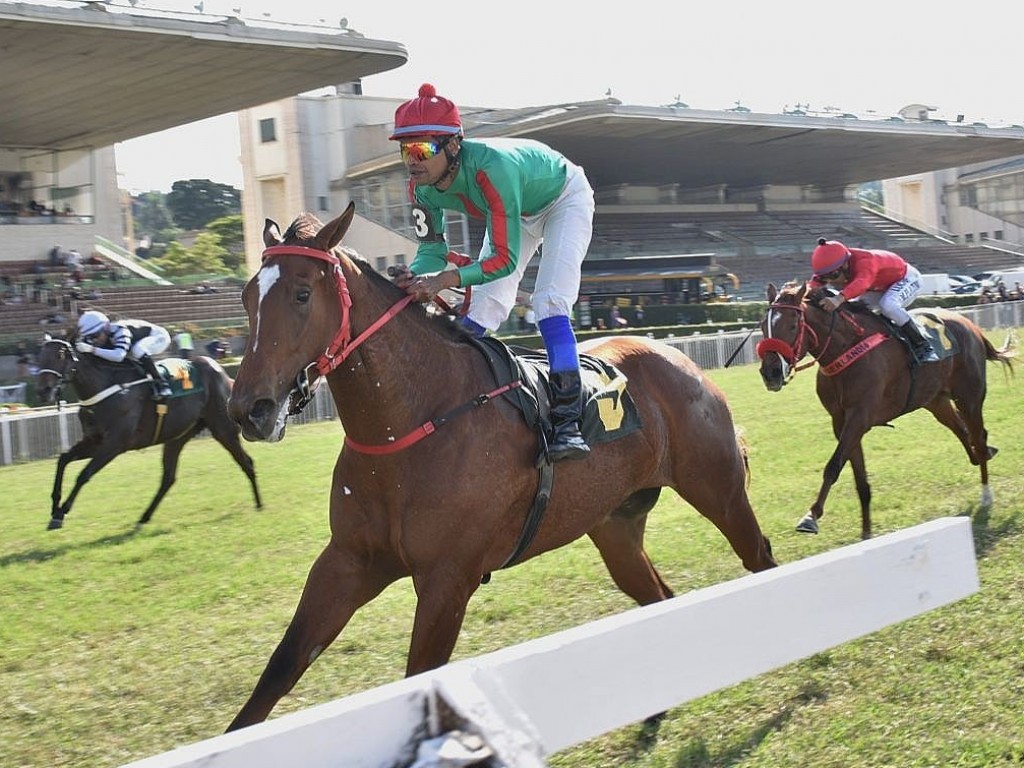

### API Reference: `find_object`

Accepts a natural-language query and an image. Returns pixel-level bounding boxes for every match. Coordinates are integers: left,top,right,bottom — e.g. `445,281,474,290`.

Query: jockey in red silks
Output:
387,83,596,462
809,238,939,364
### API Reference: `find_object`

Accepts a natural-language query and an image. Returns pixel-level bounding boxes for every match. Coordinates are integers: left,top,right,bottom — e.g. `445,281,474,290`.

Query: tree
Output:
148,233,231,277
205,215,245,272
133,192,176,237
166,179,241,231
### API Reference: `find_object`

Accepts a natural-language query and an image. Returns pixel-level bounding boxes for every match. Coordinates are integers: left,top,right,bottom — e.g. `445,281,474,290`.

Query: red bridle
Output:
755,300,820,369
260,244,415,411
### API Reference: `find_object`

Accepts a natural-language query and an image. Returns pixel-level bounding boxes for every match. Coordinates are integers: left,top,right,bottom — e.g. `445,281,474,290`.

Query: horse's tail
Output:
984,328,1016,379
734,427,751,491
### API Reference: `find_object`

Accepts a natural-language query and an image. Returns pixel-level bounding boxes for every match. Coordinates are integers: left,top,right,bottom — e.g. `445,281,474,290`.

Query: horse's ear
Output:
263,219,283,247
796,281,810,302
766,283,778,303
314,202,356,252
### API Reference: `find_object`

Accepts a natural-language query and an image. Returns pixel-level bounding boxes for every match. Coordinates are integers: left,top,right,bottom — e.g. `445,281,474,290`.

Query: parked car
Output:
948,274,982,294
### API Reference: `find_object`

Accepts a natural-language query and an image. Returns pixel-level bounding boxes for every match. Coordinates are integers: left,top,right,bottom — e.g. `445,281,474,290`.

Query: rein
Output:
262,245,416,414
757,299,877,375
263,244,514,454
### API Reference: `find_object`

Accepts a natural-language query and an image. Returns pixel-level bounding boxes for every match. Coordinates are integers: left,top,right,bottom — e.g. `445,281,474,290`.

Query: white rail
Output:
120,517,978,768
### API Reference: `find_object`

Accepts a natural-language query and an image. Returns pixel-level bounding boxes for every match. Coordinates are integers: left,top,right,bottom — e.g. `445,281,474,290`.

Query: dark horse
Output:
224,204,778,730
35,337,263,530
757,281,1014,539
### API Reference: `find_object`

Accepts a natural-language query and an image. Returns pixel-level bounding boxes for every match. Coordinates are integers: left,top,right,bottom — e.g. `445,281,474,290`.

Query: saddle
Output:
465,336,643,449
465,335,642,579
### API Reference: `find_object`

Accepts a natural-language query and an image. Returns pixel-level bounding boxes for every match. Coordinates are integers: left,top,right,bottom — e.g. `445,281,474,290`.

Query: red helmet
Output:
389,83,462,140
811,238,851,276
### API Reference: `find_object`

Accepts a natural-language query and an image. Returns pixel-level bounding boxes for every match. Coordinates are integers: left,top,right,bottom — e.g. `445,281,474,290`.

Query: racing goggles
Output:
400,137,451,163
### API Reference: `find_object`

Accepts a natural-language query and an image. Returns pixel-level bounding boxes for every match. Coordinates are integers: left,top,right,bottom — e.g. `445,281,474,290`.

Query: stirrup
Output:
548,433,590,463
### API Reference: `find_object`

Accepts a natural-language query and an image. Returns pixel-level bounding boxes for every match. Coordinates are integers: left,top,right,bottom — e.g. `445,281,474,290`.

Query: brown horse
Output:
756,281,1014,539
224,204,777,730
35,337,262,529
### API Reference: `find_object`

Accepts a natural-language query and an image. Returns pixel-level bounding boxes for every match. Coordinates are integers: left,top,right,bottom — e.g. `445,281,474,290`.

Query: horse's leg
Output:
48,438,98,529
588,488,674,603
926,393,993,507
800,414,867,535
846,442,873,539
206,416,263,509
405,565,483,676
50,442,120,530
673,447,778,572
227,540,397,731
137,435,189,525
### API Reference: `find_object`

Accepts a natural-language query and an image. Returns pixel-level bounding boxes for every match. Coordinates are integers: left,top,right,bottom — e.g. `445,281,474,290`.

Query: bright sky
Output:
114,0,1024,193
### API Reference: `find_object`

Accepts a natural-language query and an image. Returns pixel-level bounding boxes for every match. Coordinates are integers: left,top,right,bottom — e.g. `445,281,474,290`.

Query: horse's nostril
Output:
249,398,277,427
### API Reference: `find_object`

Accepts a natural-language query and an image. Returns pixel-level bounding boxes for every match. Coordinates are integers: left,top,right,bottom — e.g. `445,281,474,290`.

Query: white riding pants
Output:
854,265,922,327
129,326,171,361
467,162,594,331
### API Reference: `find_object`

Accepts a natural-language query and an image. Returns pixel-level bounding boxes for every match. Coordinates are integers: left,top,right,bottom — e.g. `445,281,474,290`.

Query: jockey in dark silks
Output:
76,309,173,399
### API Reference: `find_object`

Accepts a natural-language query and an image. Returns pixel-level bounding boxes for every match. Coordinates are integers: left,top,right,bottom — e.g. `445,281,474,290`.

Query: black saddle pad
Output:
469,336,642,445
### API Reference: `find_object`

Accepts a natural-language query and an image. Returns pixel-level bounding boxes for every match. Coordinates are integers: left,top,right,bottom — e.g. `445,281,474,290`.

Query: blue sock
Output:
538,315,579,373
461,316,487,337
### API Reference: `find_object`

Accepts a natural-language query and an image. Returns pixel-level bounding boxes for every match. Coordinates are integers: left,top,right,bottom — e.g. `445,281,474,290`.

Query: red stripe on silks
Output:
457,194,485,218
475,171,512,275
820,333,889,376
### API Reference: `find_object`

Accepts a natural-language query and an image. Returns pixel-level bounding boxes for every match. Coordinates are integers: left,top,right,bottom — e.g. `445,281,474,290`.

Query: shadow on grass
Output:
0,526,170,568
623,678,828,767
966,504,1020,558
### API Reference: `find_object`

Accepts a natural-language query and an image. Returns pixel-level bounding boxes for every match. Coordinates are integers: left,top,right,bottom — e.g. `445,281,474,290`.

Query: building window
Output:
375,256,388,272
318,196,328,211
994,230,1004,240
979,232,988,241
964,233,974,243
259,118,277,143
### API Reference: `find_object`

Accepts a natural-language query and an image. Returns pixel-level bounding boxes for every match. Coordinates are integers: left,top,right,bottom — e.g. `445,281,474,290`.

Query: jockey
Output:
388,83,595,462
75,309,174,399
809,238,939,364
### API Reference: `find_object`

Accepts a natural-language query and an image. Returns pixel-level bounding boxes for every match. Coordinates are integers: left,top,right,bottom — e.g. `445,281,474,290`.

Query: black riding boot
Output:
547,371,591,463
900,320,938,364
140,355,172,399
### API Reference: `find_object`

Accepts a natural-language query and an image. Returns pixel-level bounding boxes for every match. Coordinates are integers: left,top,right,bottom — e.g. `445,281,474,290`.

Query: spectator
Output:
174,328,194,359
205,338,229,360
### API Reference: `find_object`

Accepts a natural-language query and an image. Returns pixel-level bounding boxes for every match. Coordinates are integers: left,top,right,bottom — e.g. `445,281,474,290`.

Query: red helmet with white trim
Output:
811,238,851,276
389,83,462,140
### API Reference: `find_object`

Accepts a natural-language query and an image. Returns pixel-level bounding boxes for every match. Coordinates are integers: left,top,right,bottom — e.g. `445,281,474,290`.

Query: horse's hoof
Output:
47,518,64,530
795,514,819,534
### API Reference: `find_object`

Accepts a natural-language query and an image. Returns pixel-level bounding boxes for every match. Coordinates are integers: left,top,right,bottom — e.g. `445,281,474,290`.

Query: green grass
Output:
1,348,1022,768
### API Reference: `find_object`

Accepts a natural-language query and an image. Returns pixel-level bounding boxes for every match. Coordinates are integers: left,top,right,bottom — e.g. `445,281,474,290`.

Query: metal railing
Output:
3,301,1021,466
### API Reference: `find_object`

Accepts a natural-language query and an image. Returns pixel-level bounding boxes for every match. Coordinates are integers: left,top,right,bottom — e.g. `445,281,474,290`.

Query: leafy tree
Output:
148,233,231,277
205,215,245,271
166,179,241,231
133,192,175,237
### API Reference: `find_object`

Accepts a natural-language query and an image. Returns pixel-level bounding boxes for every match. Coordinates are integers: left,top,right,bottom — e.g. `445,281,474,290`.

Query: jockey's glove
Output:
75,341,94,354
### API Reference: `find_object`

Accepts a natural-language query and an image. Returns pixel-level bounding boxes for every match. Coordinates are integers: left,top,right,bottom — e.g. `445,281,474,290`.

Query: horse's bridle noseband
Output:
756,300,820,369
260,245,415,414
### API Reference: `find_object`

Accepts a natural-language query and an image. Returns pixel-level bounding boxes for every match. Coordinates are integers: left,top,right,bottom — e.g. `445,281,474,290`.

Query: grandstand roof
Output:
349,100,1024,191
0,2,406,150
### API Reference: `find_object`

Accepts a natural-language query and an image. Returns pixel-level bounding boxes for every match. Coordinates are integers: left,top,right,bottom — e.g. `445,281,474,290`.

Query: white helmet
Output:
78,309,108,339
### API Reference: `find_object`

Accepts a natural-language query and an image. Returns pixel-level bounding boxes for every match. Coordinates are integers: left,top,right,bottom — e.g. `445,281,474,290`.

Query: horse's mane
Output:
284,213,476,346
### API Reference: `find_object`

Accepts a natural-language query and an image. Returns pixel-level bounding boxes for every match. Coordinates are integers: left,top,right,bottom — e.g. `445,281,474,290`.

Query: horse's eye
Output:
296,288,311,304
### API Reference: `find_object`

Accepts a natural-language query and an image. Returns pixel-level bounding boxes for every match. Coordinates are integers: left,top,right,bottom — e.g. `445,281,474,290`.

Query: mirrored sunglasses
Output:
400,139,445,163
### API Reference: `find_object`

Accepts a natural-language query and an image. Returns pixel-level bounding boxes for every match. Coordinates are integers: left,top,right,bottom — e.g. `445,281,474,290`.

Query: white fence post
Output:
119,517,978,768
